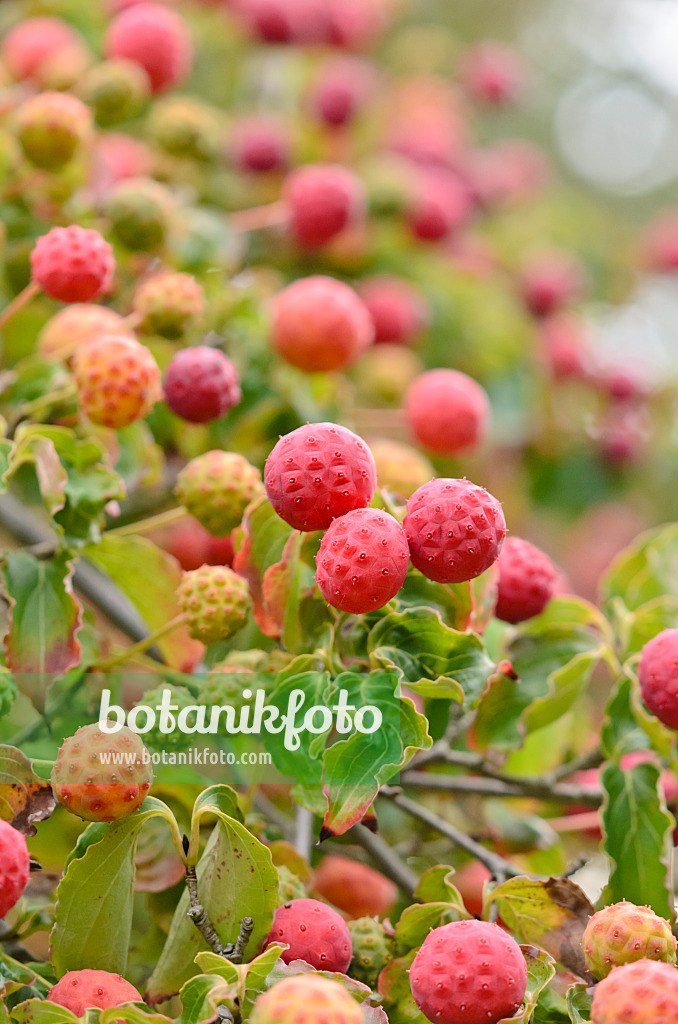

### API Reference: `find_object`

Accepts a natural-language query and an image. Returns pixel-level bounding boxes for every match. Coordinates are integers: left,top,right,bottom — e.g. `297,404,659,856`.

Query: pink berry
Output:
106,3,193,94
310,57,375,127
638,629,678,730
230,117,290,173
410,920,527,1024
459,43,527,107
591,959,678,1024
265,422,377,532
495,537,557,624
644,211,678,273
2,17,82,83
326,0,387,51
405,369,490,456
31,226,115,304
264,898,352,972
164,346,241,423
405,478,506,585
48,970,142,1016
315,508,409,614
537,313,586,380
407,169,473,242
236,0,328,45
284,163,366,248
0,820,30,919
358,276,428,346
271,276,373,373
519,253,585,319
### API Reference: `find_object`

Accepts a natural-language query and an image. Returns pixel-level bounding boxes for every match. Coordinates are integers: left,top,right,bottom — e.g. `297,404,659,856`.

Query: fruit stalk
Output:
0,280,41,332
228,200,289,233
93,613,187,670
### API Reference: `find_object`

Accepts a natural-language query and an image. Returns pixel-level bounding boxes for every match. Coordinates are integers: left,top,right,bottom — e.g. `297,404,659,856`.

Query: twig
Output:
549,748,603,782
217,1009,233,1024
348,822,419,896
93,613,187,671
400,771,602,806
107,505,187,538
185,863,253,962
0,280,41,332
228,200,289,233
293,806,313,860
381,786,522,882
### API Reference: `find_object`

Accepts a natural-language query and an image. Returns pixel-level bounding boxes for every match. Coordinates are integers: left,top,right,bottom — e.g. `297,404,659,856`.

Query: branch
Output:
185,863,253,962
347,822,419,896
399,771,602,806
380,786,523,882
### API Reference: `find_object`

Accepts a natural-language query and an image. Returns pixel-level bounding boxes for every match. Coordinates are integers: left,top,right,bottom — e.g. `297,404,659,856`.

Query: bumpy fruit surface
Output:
177,565,250,644
405,369,490,456
79,58,150,127
410,920,527,1024
370,439,434,499
175,451,262,535
265,422,377,532
51,724,153,822
638,629,678,730
358,276,428,346
0,820,30,918
271,276,373,373
583,901,677,980
73,333,162,429
315,508,409,614
38,305,130,363
495,537,557,624
284,164,366,248
250,975,363,1024
106,177,173,251
17,91,92,171
106,3,193,94
48,970,142,1016
138,684,197,752
164,346,240,422
314,855,397,919
405,478,506,584
591,959,678,1024
133,272,205,339
348,917,393,988
31,227,115,303
265,898,353,971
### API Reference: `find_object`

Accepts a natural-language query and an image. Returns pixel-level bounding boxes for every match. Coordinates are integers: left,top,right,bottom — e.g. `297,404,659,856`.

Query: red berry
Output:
162,519,235,572
495,537,557,624
358,276,428,346
537,313,586,380
313,855,397,919
310,57,375,127
405,369,490,456
265,422,377,532
407,169,473,242
106,4,193,94
453,861,492,919
638,629,678,730
230,117,290,173
2,17,83,83
405,478,506,585
265,898,353,972
31,226,115,304
284,164,366,248
315,508,409,614
591,959,678,1024
460,43,527,107
519,253,585,318
51,724,153,822
0,820,29,919
271,276,373,373
236,0,328,45
164,346,241,423
48,970,142,1016
73,333,162,429
410,920,527,1024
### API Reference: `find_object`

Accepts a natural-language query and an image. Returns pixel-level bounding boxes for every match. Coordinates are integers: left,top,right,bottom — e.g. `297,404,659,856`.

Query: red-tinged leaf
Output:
261,532,305,639
0,744,56,836
1,552,82,707
9,431,67,516
83,534,202,671
233,497,294,639
134,816,185,893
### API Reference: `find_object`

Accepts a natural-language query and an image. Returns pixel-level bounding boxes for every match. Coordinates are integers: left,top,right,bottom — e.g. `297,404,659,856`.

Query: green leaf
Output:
1,551,82,706
0,744,56,835
566,984,592,1024
601,523,678,613
9,426,125,545
377,950,428,1024
394,903,465,951
51,798,179,978
83,534,200,671
414,865,468,907
615,596,678,658
600,762,675,918
147,812,278,1002
517,946,557,1024
232,497,293,638
261,532,331,654
321,671,431,836
522,648,613,734
0,954,52,1000
239,945,288,1018
263,666,334,785
487,877,594,979
176,976,237,1024
368,607,494,704
10,1001,79,1024
0,439,15,492
99,1006,172,1024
